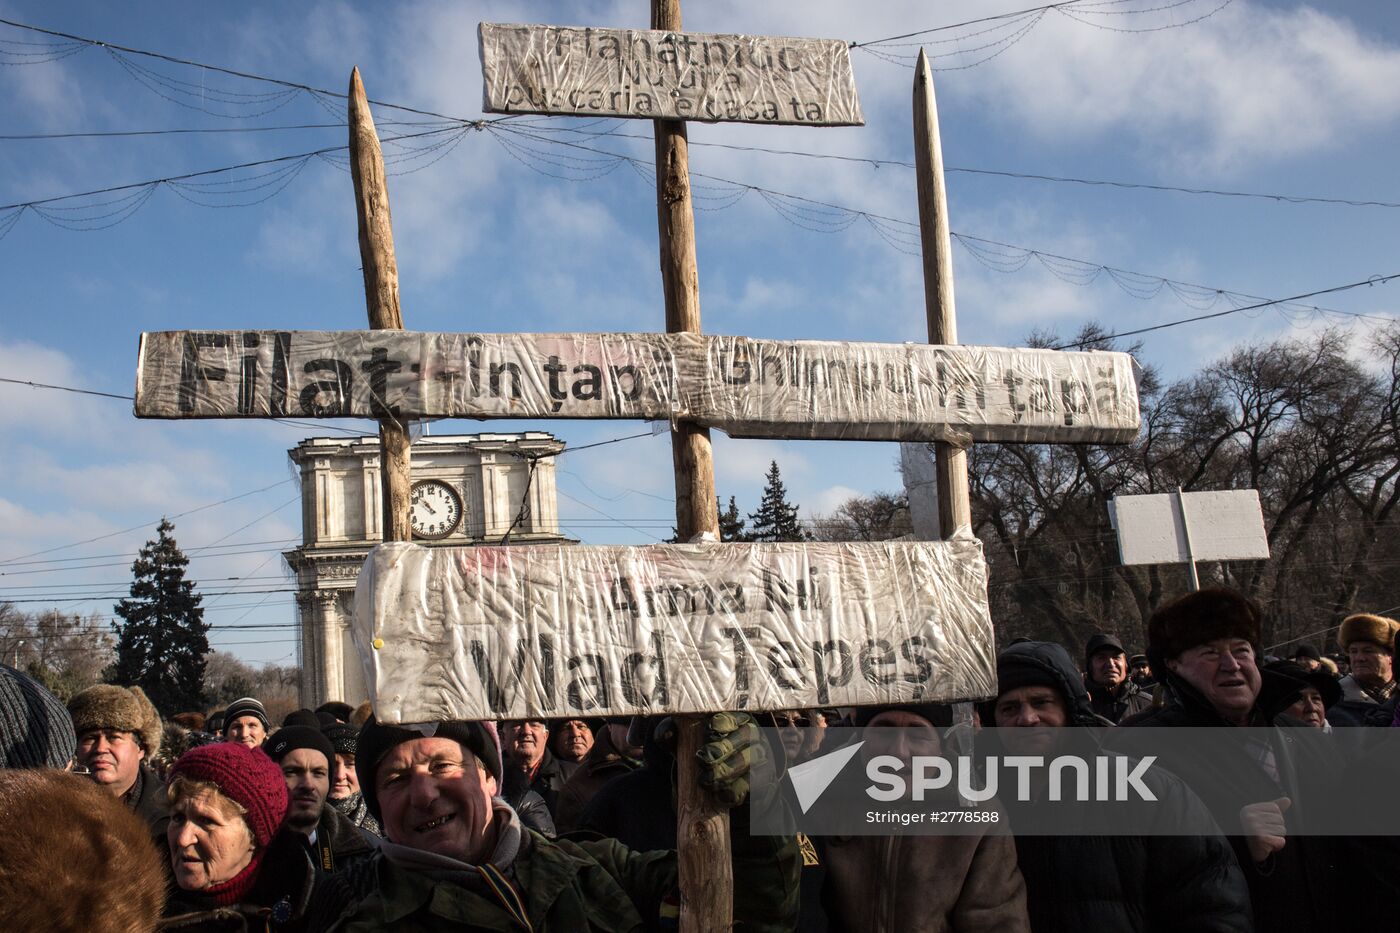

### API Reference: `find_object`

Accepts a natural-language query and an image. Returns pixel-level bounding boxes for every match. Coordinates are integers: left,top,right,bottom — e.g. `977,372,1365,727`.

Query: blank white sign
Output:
1109,490,1269,566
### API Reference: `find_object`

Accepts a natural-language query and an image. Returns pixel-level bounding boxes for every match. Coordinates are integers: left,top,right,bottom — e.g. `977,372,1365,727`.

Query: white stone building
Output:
283,432,570,707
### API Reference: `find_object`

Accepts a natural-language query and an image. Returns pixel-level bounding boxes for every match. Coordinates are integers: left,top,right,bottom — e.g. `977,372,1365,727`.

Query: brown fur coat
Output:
0,768,167,931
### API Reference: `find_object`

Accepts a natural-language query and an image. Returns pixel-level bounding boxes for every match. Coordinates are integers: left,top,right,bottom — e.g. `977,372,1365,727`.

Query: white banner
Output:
1109,490,1270,565
353,540,997,724
479,23,864,126
135,330,1141,444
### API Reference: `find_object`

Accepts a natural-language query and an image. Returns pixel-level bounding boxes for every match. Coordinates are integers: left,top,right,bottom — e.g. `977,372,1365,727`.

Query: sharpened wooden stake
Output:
913,50,973,538
649,2,729,931
349,67,412,543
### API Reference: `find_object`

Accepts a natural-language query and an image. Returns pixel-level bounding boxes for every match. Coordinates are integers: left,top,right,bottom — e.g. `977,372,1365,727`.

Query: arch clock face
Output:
410,480,463,540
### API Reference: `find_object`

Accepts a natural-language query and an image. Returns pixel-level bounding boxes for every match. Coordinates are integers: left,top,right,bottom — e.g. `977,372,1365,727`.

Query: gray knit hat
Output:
0,663,76,770
222,696,269,733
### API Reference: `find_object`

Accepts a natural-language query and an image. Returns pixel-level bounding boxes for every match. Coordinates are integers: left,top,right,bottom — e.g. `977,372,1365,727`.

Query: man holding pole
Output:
305,713,798,931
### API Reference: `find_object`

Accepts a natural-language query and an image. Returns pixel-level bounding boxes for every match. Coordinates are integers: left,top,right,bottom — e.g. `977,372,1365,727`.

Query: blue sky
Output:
2,1,1398,668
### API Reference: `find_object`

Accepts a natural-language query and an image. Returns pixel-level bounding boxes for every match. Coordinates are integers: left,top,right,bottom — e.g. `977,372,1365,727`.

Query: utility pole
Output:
650,2,729,931
913,50,973,538
349,67,412,544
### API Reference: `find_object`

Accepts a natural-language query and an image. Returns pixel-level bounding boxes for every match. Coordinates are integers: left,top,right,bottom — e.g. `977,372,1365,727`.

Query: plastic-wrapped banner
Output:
353,539,997,724
479,23,864,126
135,331,1141,444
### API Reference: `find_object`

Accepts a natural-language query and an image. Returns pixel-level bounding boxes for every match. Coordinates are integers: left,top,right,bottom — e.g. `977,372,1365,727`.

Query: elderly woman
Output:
159,742,313,931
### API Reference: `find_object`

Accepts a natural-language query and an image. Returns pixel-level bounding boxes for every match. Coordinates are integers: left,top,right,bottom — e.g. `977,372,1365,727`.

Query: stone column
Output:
296,589,343,707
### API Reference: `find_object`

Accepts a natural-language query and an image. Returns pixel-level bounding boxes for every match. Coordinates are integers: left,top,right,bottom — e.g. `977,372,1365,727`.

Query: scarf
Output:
381,799,530,930
330,791,382,836
197,848,266,907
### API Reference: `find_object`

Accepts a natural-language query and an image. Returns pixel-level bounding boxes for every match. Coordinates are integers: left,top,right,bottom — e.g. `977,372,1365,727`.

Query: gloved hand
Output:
695,711,768,807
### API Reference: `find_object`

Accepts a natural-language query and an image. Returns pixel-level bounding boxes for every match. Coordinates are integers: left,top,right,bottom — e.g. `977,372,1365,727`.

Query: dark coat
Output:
129,760,172,840
308,811,799,933
1086,678,1153,723
1110,664,1337,933
502,748,577,819
305,803,379,876
160,829,317,931
515,789,558,837
1014,831,1250,933
554,725,640,833
576,724,677,852
998,641,1253,933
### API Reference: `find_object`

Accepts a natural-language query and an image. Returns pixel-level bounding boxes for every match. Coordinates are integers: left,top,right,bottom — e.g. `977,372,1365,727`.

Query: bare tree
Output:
969,324,1400,653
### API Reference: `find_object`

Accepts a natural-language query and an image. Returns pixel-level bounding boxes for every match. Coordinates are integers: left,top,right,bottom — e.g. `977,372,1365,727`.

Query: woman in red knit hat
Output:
159,741,315,930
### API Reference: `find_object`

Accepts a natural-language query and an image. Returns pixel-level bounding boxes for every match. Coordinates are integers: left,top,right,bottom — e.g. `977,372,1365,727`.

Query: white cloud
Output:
960,3,1400,171
808,483,862,516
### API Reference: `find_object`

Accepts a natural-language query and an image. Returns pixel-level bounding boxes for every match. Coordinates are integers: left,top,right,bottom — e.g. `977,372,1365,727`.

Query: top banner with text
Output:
135,330,1141,444
479,23,863,126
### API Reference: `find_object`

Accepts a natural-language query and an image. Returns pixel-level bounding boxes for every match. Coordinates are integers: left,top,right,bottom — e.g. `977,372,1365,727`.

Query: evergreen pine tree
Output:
665,495,749,543
718,495,749,542
747,461,808,542
113,519,209,713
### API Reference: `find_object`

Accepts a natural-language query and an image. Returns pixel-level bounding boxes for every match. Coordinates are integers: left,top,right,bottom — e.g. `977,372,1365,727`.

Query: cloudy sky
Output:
1,0,1397,668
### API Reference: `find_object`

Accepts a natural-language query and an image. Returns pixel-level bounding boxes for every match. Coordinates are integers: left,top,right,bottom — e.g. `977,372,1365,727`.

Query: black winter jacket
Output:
994,642,1253,933
502,748,577,819
1110,663,1338,933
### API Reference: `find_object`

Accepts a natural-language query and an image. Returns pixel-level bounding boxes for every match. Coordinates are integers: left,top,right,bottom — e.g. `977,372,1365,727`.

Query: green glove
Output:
696,711,768,807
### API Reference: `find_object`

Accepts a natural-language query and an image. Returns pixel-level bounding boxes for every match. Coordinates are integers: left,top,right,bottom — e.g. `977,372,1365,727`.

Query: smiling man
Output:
1082,633,1152,723
263,725,377,875
500,717,577,819
304,714,798,932
1112,587,1338,933
66,683,168,838
223,696,270,750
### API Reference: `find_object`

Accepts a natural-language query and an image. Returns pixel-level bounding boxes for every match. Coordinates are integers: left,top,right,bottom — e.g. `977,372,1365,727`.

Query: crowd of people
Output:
1,587,1399,931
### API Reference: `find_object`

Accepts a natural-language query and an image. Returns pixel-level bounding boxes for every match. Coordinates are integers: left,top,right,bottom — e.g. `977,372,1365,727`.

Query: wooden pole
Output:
349,68,412,543
649,3,729,931
913,50,973,538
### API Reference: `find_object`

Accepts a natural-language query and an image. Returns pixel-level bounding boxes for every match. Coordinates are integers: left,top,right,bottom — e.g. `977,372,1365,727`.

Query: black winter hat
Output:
355,717,502,821
263,725,335,767
1291,644,1322,662
282,709,321,728
853,704,954,729
1084,633,1126,667
317,701,353,722
1261,659,1341,713
322,723,358,758
996,640,1100,727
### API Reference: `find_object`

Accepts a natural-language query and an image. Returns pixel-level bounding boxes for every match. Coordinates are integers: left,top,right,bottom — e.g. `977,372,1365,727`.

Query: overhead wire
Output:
0,17,491,123
0,478,296,566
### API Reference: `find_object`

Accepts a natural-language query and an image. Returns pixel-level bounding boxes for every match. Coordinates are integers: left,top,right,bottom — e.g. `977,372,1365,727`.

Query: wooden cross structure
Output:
134,6,1140,931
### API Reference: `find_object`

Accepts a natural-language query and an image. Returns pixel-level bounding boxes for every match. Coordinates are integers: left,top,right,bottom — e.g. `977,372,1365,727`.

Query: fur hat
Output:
0,663,76,770
0,769,165,932
356,717,502,821
1148,587,1262,661
1338,613,1400,654
66,684,162,758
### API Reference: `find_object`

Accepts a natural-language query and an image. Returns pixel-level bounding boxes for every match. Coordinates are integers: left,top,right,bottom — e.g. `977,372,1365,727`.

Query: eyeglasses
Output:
772,715,810,727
